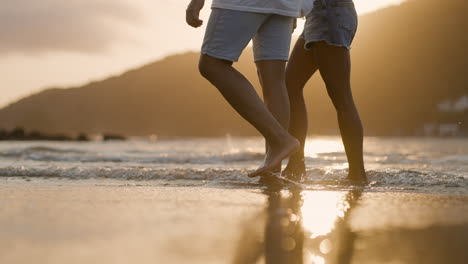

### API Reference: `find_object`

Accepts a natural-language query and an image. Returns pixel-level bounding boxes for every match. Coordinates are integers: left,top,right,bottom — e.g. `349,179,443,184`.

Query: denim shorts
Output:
300,0,358,50
202,8,294,62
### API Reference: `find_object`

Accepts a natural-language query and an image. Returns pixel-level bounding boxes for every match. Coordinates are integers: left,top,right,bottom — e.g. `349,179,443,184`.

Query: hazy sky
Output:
0,0,406,108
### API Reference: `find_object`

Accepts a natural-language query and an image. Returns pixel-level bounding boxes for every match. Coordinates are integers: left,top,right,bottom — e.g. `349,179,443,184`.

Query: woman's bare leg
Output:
282,39,318,181
313,42,367,182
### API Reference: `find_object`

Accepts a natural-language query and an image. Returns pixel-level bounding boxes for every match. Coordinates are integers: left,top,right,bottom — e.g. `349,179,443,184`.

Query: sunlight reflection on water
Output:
301,191,348,239
300,190,360,264
303,139,344,158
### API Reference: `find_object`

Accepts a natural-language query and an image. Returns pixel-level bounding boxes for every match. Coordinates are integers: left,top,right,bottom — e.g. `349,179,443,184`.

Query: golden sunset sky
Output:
0,0,405,108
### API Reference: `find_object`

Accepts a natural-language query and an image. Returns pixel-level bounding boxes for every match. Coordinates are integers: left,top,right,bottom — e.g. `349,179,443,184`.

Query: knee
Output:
330,94,355,114
326,86,353,112
286,79,302,94
198,55,230,80
286,81,304,100
285,74,305,96
325,85,339,101
198,56,212,79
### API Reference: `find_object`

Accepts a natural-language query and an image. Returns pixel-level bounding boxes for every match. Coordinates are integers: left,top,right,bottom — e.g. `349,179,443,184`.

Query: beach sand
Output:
1,177,468,264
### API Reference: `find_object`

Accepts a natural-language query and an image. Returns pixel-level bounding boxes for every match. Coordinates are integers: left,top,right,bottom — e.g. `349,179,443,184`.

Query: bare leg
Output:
282,39,318,181
198,54,299,177
256,60,291,174
313,42,367,182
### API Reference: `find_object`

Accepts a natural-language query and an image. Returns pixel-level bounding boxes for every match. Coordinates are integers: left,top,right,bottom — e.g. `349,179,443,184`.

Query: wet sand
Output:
1,177,468,264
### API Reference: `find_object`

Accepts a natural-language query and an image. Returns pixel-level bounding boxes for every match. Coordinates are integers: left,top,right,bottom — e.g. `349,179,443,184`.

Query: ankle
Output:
348,168,367,179
265,134,287,149
290,149,304,159
265,134,299,155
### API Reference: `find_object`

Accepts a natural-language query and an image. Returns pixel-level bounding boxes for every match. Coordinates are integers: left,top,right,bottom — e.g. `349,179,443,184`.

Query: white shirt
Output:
211,0,313,18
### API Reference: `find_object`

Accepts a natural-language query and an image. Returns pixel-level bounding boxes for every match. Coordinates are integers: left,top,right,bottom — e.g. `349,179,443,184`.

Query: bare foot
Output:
347,170,368,185
282,157,306,182
254,148,282,178
258,172,283,187
248,137,300,178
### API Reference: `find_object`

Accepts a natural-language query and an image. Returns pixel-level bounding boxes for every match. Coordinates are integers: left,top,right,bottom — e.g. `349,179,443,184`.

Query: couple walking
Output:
186,0,367,183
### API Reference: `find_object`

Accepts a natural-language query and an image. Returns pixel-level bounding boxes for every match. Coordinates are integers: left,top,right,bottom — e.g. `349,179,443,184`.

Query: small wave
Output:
0,148,266,164
0,166,249,181
0,147,343,166
24,146,86,153
432,155,468,164
303,168,467,188
0,146,87,157
1,166,466,192
367,169,465,187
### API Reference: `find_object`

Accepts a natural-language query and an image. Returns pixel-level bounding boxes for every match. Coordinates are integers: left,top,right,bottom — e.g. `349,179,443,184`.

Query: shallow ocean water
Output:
0,136,467,194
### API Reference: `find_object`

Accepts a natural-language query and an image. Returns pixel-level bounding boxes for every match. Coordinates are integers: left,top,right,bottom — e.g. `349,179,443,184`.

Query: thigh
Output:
286,38,319,90
252,14,294,62
313,42,355,108
314,42,351,88
201,8,267,62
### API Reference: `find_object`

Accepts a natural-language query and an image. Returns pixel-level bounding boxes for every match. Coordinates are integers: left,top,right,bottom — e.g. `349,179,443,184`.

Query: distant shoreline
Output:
0,127,126,142
1,128,467,142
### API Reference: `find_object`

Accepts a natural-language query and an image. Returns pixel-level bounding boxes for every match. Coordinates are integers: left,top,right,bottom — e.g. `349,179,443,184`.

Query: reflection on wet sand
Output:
233,187,468,264
302,190,361,264
264,189,304,264
233,187,362,264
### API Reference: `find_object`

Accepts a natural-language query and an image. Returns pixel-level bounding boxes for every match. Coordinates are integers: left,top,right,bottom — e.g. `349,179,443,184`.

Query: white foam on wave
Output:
1,138,467,194
0,146,266,164
0,165,247,181
0,166,466,193
0,146,343,167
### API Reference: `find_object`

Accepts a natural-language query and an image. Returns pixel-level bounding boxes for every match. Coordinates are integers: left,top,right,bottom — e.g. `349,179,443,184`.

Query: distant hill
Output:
0,0,466,137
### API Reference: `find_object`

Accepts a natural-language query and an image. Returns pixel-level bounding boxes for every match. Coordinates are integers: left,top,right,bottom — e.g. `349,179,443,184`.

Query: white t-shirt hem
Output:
211,3,301,17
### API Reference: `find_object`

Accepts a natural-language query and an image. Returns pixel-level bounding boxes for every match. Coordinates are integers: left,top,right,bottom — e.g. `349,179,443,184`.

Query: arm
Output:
186,0,205,28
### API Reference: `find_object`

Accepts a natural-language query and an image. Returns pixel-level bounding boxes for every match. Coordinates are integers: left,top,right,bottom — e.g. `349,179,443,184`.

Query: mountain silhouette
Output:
0,0,466,137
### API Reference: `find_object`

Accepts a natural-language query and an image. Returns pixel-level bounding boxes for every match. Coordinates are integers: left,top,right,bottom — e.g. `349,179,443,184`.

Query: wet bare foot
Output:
346,170,368,183
254,149,281,178
258,172,283,187
346,170,368,186
282,157,306,182
248,137,300,178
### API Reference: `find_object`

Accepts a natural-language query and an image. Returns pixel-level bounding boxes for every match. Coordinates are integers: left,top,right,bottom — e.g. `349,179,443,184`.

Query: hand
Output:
186,0,204,28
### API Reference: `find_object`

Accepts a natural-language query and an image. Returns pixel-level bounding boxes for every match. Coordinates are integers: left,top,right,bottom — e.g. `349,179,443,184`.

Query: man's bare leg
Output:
198,54,299,176
313,42,367,182
256,60,291,175
282,39,318,181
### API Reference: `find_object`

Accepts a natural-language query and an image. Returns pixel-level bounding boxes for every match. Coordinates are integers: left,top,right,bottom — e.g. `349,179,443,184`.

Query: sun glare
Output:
303,138,344,158
301,191,349,239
